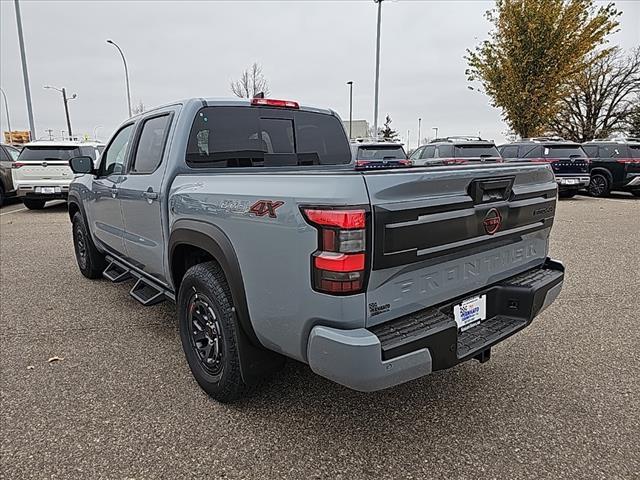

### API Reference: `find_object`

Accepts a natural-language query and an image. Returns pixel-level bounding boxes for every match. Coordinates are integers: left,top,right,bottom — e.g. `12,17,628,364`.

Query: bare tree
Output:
230,63,270,98
626,96,640,137
549,48,640,142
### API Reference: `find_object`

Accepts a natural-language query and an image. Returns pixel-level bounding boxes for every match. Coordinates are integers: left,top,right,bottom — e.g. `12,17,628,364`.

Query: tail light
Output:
12,162,26,169
251,98,299,109
616,158,639,164
302,207,368,294
441,158,469,165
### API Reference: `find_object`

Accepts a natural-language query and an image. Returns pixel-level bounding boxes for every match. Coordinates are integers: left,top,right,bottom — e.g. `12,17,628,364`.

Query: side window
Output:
420,146,435,159
0,148,9,161
98,124,134,177
409,147,424,160
130,115,172,174
582,145,598,158
436,145,453,157
523,145,542,158
501,145,518,158
599,144,623,158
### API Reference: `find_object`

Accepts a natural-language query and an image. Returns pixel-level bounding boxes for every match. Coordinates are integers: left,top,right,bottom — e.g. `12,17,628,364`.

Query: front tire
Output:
23,199,46,210
178,262,247,403
72,212,106,279
588,173,611,197
632,191,640,198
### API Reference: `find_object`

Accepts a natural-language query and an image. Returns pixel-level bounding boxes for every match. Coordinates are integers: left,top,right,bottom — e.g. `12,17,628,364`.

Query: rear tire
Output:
72,212,106,279
588,173,611,197
178,261,248,403
559,189,577,198
0,184,5,207
23,199,46,210
632,191,640,198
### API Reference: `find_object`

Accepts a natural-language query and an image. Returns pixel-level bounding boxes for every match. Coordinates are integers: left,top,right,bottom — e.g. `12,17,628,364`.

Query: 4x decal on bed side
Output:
249,200,285,218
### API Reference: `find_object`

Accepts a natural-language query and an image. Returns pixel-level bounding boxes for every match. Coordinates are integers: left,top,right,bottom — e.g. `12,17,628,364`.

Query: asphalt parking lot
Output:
1,194,639,479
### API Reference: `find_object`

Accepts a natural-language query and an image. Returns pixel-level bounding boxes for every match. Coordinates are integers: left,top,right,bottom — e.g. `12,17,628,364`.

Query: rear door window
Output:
186,106,350,168
599,144,625,158
130,114,172,174
499,145,518,158
581,145,599,158
436,145,453,157
630,146,640,158
420,146,435,159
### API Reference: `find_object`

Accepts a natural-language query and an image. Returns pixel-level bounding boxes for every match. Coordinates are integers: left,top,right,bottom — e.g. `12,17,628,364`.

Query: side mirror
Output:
69,156,94,174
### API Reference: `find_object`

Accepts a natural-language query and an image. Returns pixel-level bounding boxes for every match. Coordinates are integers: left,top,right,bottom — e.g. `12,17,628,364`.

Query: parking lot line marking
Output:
0,207,28,216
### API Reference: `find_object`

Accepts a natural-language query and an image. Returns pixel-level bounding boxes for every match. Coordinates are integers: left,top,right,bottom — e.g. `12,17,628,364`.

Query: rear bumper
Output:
307,258,564,392
556,175,590,189
16,183,70,199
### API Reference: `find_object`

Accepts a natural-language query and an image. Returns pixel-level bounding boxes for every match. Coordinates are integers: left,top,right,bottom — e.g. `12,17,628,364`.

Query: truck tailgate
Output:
363,163,557,326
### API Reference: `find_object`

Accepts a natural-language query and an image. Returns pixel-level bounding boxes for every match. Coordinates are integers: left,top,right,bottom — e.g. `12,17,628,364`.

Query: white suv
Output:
13,140,104,209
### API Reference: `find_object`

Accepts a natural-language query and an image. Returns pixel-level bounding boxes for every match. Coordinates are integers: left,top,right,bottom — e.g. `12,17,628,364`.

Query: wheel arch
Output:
590,167,613,183
168,219,284,383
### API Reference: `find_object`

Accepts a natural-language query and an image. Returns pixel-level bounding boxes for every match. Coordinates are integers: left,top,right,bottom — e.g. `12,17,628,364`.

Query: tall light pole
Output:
107,39,132,118
0,88,12,143
93,125,103,141
373,0,383,139
346,81,353,140
433,127,439,140
418,118,422,148
44,85,76,137
14,0,36,140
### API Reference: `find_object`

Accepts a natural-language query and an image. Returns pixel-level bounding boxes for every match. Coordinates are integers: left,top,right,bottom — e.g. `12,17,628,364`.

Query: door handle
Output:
143,188,158,203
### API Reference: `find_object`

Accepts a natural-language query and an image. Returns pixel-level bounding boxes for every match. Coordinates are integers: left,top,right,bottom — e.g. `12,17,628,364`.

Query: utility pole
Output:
373,0,383,139
346,81,353,140
418,118,422,149
14,0,36,140
44,86,77,138
0,88,12,143
433,127,438,140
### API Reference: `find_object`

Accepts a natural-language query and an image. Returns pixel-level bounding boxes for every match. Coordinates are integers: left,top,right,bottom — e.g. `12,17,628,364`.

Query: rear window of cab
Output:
186,106,351,168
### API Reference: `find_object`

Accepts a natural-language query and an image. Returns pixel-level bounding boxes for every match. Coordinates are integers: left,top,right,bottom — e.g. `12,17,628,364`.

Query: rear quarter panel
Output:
169,172,369,361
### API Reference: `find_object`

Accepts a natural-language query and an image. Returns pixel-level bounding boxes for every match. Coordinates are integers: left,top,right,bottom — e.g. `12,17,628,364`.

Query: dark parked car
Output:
409,136,503,167
351,141,410,169
582,138,640,197
498,138,590,198
0,143,21,206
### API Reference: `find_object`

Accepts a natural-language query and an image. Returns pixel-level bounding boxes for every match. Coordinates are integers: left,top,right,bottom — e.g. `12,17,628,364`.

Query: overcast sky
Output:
1,0,639,146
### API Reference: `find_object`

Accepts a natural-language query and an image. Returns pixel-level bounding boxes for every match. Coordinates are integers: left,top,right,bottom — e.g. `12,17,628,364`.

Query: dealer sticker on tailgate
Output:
453,295,487,331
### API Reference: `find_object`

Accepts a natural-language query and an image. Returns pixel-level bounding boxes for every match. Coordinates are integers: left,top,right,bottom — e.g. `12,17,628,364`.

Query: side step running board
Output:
103,261,132,283
103,255,174,306
130,278,165,306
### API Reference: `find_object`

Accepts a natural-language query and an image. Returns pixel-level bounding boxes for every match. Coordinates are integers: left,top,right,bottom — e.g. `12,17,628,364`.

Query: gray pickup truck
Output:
68,97,564,402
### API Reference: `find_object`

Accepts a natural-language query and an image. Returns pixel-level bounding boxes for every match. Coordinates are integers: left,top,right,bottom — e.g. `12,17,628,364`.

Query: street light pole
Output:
0,88,12,143
107,39,132,118
346,81,353,140
44,85,77,138
14,0,36,140
433,127,438,139
373,0,383,139
418,118,422,148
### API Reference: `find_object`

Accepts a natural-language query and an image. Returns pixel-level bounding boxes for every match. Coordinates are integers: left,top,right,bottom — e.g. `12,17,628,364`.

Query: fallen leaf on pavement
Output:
26,365,35,370
47,356,64,363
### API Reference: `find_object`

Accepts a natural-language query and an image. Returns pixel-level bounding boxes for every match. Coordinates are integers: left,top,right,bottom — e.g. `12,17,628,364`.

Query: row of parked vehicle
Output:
353,135,640,198
1,130,638,209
